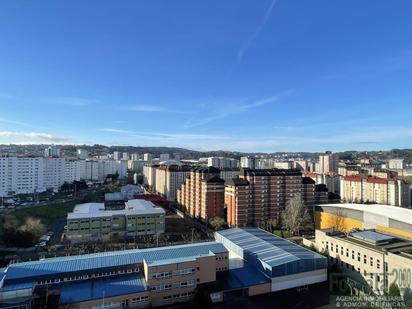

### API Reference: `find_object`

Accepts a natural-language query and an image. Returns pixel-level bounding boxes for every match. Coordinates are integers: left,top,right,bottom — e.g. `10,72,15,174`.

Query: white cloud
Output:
185,95,279,128
0,131,69,144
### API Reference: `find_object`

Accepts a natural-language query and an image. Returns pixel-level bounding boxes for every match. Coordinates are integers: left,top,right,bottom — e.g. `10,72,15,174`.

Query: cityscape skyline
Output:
1,0,412,152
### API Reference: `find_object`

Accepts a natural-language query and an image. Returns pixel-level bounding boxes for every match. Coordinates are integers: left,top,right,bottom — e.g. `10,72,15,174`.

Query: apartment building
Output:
225,169,315,227
304,172,340,194
0,157,70,196
177,167,225,221
207,157,239,169
80,159,128,181
143,164,159,189
340,175,411,207
218,168,240,182
155,165,191,201
306,229,412,296
66,199,165,240
319,151,339,174
128,160,147,173
0,228,327,309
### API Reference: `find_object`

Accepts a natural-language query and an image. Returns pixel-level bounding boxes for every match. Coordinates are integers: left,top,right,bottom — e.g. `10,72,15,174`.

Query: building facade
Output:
305,229,412,296
177,167,225,221
0,228,327,309
66,199,165,240
319,151,339,174
340,175,411,207
225,169,315,227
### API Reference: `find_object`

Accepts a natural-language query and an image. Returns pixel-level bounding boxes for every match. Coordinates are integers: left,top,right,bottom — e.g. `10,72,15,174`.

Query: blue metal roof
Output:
350,230,395,245
228,265,270,288
59,274,147,304
4,242,227,282
216,228,327,277
0,281,35,292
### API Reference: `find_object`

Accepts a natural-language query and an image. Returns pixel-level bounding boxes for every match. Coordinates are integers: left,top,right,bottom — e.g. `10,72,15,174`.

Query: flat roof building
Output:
305,228,412,296
66,199,165,241
0,228,328,308
314,203,412,239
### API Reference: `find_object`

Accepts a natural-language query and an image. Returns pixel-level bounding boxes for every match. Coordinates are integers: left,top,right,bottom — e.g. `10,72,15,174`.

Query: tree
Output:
191,286,213,309
209,217,226,231
388,282,401,297
281,194,313,236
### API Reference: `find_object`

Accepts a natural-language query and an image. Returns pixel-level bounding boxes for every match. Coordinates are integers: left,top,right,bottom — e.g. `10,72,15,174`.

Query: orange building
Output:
177,167,225,222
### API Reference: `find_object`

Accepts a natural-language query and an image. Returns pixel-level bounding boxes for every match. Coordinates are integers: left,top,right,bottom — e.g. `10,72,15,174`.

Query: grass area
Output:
11,200,77,225
273,229,291,238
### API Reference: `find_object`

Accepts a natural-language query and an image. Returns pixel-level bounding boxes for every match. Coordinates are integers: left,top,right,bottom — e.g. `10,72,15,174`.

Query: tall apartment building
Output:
240,156,256,169
177,167,225,221
113,151,121,160
154,165,191,201
225,169,315,227
340,175,411,207
159,154,170,161
0,157,68,196
143,153,153,162
319,151,339,174
76,148,89,159
44,146,61,157
128,160,147,173
81,160,128,181
207,157,239,169
143,164,159,189
218,168,240,182
304,172,341,194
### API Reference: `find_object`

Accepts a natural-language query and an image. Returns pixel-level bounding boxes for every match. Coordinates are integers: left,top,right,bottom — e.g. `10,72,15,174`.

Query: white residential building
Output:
143,153,153,162
76,149,89,160
44,146,61,157
207,157,239,169
388,158,404,170
159,153,170,161
319,151,339,174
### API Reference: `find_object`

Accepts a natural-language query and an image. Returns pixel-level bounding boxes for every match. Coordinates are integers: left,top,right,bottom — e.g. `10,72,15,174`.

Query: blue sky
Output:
0,0,412,152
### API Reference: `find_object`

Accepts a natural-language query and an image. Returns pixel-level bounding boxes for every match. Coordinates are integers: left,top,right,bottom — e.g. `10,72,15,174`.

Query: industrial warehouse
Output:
0,228,327,308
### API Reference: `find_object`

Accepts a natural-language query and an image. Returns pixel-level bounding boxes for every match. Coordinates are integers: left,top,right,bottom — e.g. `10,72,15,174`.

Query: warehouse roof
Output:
3,242,227,282
216,228,326,269
317,203,412,226
59,274,147,304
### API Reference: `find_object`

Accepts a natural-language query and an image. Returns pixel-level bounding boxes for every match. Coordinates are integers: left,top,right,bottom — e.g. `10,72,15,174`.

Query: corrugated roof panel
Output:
4,242,227,282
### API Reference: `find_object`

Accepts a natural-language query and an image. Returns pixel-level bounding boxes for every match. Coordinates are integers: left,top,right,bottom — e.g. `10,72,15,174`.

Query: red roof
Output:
344,175,363,182
367,177,388,184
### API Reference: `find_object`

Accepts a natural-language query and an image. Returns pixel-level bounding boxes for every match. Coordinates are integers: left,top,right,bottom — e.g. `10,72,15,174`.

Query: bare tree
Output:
282,194,312,236
332,208,345,232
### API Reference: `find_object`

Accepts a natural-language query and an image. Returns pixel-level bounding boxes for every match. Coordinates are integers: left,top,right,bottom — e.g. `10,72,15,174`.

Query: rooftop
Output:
216,228,326,272
59,274,147,304
67,199,165,220
2,242,227,283
317,203,412,227
350,230,396,245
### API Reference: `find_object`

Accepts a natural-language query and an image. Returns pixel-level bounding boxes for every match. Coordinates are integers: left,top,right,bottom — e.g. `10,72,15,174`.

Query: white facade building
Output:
159,153,170,161
388,158,404,170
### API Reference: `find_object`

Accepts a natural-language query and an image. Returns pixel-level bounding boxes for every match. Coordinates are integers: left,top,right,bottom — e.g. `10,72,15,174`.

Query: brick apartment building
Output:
225,169,316,227
177,167,225,222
